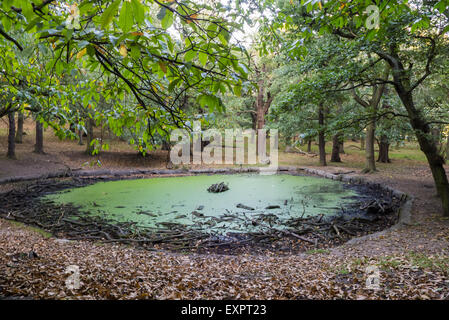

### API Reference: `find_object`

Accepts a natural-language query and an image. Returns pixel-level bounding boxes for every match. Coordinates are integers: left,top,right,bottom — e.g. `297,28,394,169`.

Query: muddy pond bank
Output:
0,170,404,255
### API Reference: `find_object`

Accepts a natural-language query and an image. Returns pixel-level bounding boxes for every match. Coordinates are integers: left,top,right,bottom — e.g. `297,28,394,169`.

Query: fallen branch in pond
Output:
207,182,229,193
236,203,255,211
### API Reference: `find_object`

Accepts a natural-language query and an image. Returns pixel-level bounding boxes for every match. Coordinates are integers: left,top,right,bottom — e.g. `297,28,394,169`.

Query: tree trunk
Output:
161,139,171,151
86,118,95,155
360,136,365,150
446,134,449,161
7,112,16,159
34,120,44,154
352,67,388,173
78,129,84,145
431,127,441,150
318,105,326,166
395,80,449,216
363,121,377,172
254,64,274,130
377,135,391,163
339,140,345,154
307,139,312,153
331,134,342,162
376,51,449,216
15,111,24,144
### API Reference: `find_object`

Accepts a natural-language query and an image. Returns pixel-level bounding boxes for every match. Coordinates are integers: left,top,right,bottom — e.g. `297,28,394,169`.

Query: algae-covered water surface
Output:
43,174,358,234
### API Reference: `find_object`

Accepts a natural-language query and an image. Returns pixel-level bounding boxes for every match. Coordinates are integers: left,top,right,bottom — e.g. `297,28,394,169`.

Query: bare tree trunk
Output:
86,118,94,155
339,140,345,154
352,66,388,173
15,111,24,144
431,127,441,150
318,105,326,166
34,120,44,154
360,136,365,150
377,135,391,163
307,139,312,153
161,139,171,151
364,121,377,172
255,64,274,130
7,112,16,159
331,134,342,162
446,134,449,161
78,129,84,145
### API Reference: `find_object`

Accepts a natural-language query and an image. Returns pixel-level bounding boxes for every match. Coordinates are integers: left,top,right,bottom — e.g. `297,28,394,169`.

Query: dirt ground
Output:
0,120,448,299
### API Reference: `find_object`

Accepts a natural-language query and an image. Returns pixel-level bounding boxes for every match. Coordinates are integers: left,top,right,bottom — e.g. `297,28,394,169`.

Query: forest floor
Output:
0,121,448,299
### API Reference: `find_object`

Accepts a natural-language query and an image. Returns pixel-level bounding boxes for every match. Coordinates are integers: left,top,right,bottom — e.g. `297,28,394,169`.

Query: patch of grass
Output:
306,248,330,255
377,256,402,270
8,220,53,238
389,149,427,162
407,252,449,272
350,257,368,267
278,140,429,168
335,265,350,275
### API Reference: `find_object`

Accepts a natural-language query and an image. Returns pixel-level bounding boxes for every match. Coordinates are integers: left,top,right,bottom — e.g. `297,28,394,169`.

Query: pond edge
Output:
0,165,413,232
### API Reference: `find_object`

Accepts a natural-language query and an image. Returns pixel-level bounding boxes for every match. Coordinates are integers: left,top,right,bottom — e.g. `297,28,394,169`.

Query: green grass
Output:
335,265,351,275
389,146,428,162
407,252,449,272
279,140,431,169
377,256,402,270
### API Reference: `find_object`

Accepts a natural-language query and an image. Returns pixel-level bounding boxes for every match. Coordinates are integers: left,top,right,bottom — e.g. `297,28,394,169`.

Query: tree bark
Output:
86,118,95,155
351,66,389,173
431,127,441,150
377,135,391,163
161,139,171,151
7,112,16,159
397,90,449,216
339,140,345,154
254,64,274,130
360,136,365,150
307,139,312,153
15,111,24,144
78,129,84,145
318,105,326,166
34,120,44,154
364,121,377,172
331,134,342,162
446,134,449,161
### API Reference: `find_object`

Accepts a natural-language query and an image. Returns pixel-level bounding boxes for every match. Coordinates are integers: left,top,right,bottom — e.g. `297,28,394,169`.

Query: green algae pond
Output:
43,174,360,235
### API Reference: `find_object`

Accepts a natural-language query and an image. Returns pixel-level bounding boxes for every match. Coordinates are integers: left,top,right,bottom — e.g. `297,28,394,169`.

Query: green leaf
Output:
233,84,242,97
20,0,34,20
131,0,145,24
2,15,12,32
198,52,207,66
218,30,229,45
435,1,448,13
2,0,13,10
161,10,174,29
130,44,141,59
198,94,219,112
100,0,121,29
184,50,196,62
119,1,133,32
168,78,181,91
